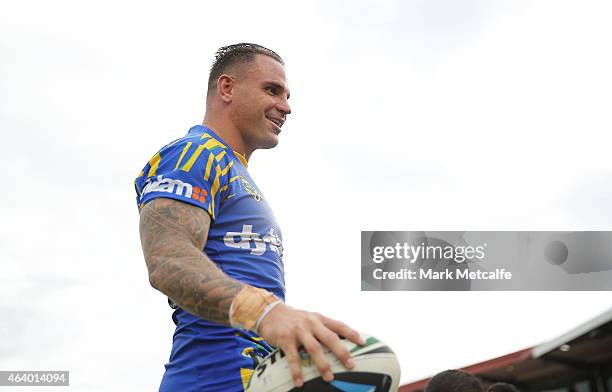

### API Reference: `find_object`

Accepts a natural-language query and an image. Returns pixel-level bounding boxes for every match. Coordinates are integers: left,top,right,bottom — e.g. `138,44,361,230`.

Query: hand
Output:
257,303,365,387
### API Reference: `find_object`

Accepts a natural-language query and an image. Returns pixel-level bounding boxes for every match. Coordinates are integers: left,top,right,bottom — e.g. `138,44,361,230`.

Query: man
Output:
425,369,485,392
135,43,364,391
487,382,520,392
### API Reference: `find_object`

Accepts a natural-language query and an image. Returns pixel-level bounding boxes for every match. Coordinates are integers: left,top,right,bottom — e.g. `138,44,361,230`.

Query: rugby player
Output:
135,43,364,391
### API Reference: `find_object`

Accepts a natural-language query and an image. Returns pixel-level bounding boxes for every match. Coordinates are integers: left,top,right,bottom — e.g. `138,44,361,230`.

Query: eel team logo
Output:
142,175,207,203
224,225,283,256
238,176,262,202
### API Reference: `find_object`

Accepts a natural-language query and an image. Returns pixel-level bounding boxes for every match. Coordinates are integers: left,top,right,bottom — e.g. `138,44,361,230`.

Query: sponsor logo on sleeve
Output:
142,175,207,202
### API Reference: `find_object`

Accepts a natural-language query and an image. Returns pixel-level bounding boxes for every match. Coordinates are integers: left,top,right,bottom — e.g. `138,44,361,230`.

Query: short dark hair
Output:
426,370,485,392
207,43,284,94
488,383,520,392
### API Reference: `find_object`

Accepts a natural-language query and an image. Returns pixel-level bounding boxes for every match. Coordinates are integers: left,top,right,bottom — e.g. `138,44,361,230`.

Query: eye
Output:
265,86,278,95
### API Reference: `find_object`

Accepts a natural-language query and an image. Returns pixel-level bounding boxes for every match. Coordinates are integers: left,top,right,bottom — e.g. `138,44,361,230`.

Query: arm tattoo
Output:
139,198,244,324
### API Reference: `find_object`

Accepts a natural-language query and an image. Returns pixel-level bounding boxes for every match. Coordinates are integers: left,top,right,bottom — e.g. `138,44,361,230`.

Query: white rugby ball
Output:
246,334,401,392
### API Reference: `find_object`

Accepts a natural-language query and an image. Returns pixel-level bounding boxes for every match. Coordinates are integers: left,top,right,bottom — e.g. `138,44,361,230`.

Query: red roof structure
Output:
400,308,612,391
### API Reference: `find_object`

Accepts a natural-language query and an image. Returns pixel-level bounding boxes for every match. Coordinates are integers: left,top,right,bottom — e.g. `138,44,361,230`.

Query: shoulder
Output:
134,129,235,217
147,130,231,177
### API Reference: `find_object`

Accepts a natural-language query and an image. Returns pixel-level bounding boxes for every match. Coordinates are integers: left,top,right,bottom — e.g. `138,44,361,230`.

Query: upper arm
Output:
139,198,211,277
134,136,232,287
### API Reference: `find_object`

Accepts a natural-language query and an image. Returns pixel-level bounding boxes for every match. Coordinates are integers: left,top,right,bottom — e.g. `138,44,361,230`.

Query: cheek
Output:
231,102,266,131
231,97,255,121
231,92,270,125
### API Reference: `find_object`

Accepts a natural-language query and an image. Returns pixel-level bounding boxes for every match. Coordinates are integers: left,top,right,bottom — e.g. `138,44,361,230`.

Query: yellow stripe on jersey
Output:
201,132,224,144
174,142,192,169
134,179,143,196
220,161,233,176
202,137,226,151
219,184,229,193
211,166,222,196
181,144,205,172
204,153,215,181
234,151,248,168
210,165,222,213
214,150,227,162
229,175,240,183
147,152,161,177
240,368,254,390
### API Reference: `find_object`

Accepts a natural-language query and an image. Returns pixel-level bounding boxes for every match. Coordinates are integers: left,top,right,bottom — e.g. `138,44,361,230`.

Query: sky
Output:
1,0,611,390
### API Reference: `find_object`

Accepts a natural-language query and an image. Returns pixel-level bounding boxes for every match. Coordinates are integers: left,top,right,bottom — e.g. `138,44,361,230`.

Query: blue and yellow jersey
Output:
135,125,284,391
135,125,285,300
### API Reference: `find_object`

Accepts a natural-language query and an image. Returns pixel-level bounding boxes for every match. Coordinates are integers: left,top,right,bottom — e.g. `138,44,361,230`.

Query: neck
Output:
202,113,252,162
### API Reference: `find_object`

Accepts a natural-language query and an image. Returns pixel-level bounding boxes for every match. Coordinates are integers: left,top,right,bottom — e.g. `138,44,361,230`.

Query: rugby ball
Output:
246,334,401,392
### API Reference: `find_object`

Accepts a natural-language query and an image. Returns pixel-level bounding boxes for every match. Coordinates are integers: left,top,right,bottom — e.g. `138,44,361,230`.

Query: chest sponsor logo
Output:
142,175,208,202
224,225,283,256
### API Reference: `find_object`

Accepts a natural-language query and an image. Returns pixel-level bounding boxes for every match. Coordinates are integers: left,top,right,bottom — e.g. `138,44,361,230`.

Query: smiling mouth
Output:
266,116,284,129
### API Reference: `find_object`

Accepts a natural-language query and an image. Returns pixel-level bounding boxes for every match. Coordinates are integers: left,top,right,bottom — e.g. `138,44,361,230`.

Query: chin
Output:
247,132,279,151
259,136,279,150
258,126,280,149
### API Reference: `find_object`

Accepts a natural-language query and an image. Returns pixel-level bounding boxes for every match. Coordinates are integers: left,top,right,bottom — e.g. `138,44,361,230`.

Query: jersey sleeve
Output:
134,139,231,220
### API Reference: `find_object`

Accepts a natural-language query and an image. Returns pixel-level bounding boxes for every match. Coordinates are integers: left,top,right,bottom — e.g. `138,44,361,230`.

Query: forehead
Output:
240,55,288,87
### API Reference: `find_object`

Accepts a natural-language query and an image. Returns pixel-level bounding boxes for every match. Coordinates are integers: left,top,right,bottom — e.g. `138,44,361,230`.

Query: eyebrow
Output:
266,81,290,99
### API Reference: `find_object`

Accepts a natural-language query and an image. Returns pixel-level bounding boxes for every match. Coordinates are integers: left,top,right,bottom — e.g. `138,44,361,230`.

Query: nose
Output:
277,96,291,116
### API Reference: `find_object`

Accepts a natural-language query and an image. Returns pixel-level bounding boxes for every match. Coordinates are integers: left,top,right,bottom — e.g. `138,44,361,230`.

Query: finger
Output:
298,331,333,382
319,315,365,345
313,324,354,370
282,344,304,388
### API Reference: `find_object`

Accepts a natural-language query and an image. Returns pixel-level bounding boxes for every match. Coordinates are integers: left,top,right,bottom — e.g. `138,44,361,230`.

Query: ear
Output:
217,74,234,103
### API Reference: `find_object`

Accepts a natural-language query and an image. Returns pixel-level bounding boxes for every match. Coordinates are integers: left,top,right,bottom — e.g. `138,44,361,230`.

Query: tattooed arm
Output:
139,197,364,387
139,197,244,324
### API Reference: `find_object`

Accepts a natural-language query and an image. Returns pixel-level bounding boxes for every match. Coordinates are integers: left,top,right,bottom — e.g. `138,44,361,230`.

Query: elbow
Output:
146,258,168,293
148,267,168,293
148,272,161,291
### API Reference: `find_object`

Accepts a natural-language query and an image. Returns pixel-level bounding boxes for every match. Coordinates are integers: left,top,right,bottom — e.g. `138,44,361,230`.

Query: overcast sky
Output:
1,0,612,390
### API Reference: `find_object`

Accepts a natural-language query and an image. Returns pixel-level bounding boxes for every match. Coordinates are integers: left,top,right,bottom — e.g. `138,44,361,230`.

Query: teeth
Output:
268,117,281,127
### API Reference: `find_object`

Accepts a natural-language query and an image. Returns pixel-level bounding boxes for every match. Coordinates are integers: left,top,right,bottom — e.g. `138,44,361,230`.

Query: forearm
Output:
139,198,244,325
139,198,278,329
148,251,245,324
